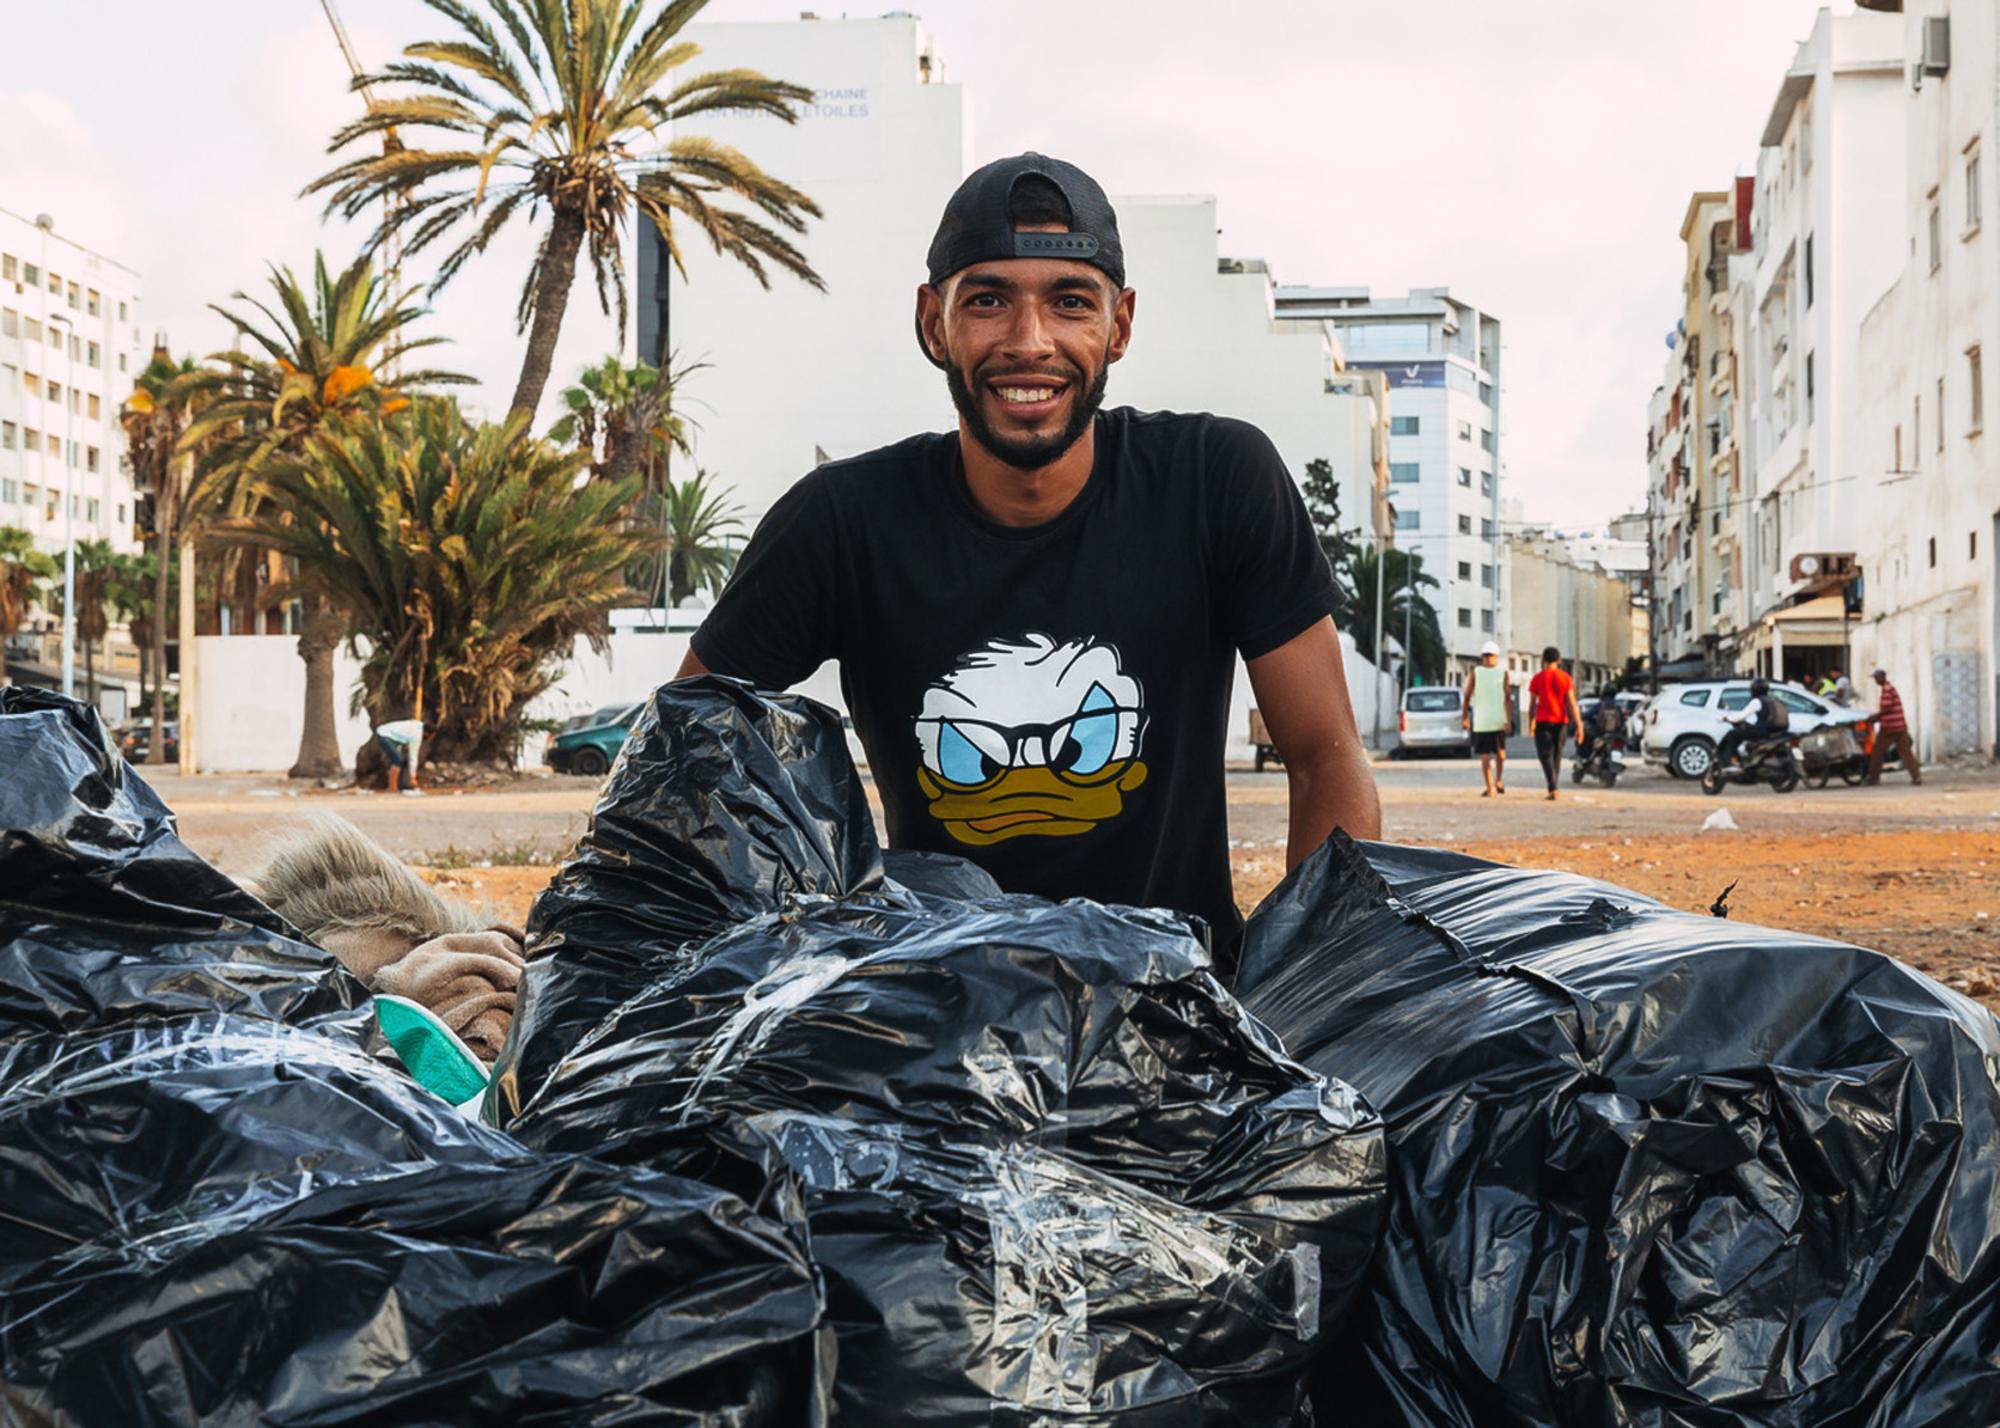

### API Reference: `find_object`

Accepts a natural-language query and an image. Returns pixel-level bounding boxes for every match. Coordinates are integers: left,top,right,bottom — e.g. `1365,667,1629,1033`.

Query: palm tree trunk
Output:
290,591,346,779
508,205,588,422
148,509,173,764
84,638,96,704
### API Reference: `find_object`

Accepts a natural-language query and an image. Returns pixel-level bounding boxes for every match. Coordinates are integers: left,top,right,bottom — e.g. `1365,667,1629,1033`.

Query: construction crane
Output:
319,0,405,301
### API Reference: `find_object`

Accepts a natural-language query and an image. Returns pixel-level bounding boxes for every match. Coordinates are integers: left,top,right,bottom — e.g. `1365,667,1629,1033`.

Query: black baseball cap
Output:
925,152,1125,289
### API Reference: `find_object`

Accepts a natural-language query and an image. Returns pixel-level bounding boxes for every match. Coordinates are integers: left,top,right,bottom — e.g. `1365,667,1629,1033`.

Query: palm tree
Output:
219,399,655,764
122,347,201,762
177,252,468,779
1348,544,1447,686
0,527,57,685
68,539,117,705
549,354,699,486
305,0,826,420
658,467,741,608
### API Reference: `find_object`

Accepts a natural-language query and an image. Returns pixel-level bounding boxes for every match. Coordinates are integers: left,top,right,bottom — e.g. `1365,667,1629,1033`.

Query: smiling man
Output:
678,153,1380,969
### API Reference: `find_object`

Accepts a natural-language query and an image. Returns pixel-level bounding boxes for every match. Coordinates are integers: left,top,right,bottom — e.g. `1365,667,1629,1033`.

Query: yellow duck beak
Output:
917,762,1149,845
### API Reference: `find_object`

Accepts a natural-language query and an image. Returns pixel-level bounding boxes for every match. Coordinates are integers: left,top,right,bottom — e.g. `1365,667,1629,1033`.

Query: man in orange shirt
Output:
1527,646,1583,801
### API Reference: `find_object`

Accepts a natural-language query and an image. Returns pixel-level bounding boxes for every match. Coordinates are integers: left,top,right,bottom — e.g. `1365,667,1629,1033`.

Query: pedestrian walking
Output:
1864,668,1922,785
1460,641,1512,797
1527,646,1583,800
372,717,427,796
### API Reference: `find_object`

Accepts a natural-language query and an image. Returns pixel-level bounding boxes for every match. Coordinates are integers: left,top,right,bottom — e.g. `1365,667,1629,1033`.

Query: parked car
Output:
1395,686,1471,758
117,721,179,764
1640,680,1865,779
544,702,641,776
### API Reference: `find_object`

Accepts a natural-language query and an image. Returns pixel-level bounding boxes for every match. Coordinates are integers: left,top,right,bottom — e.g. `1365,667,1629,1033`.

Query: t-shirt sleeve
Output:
688,470,840,688
1208,420,1344,660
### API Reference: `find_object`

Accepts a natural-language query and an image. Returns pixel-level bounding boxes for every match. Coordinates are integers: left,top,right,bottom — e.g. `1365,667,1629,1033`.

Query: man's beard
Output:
945,353,1109,470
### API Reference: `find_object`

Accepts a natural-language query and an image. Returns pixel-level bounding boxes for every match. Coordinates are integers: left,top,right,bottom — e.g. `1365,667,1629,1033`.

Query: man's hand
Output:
1247,617,1382,869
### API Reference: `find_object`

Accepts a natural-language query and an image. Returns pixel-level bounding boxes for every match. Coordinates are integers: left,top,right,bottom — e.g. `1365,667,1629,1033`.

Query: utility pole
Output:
1644,481,1660,694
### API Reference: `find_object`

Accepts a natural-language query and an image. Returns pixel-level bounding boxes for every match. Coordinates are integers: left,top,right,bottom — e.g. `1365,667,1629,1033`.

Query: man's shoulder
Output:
811,430,954,489
1106,406,1277,458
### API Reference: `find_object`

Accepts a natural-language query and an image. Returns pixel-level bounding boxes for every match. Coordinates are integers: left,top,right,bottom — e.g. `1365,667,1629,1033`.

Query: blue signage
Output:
1351,361,1446,389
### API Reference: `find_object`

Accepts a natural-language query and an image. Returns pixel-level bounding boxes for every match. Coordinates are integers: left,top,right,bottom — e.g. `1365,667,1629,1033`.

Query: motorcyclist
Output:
1716,677,1787,768
1579,684,1624,764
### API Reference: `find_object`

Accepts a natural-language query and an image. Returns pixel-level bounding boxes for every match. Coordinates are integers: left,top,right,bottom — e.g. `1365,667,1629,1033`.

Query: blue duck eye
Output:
939,720,998,785
1058,683,1118,776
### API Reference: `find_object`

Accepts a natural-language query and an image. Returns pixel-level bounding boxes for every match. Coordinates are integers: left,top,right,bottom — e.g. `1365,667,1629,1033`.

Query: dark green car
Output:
543,702,641,777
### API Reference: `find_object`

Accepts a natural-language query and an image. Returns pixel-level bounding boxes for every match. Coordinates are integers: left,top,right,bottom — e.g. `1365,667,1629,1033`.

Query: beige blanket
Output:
370,928,526,1063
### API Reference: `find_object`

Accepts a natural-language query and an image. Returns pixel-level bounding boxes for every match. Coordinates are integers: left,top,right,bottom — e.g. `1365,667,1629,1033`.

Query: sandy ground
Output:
161,751,2000,1017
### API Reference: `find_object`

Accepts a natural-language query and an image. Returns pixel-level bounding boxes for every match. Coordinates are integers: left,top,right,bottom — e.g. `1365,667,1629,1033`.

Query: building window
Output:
25,427,38,453
0,255,13,282
1457,420,1472,441
1930,202,1943,270
1481,518,1495,539
1456,560,1472,580
1894,424,1903,471
1478,381,1494,406
1969,147,1984,232
1480,471,1493,496
1457,467,1473,487
118,353,127,374
86,288,99,317
87,393,99,420
22,317,39,343
1390,415,1420,435
1480,563,1494,589
1457,608,1473,629
22,263,38,286
117,502,126,526
1929,536,1938,568
87,341,99,369
85,497,98,524
1480,610,1493,633
1389,461,1421,484
1804,233,1814,308
1479,429,1495,453
0,478,14,504
45,381,58,406
1971,345,1985,431
0,308,14,338
1457,514,1473,535
85,445,99,473
1973,530,1980,559
45,271,58,295
44,433,58,456
1395,509,1419,531
117,301,127,322
0,422,12,450
1805,351,1815,422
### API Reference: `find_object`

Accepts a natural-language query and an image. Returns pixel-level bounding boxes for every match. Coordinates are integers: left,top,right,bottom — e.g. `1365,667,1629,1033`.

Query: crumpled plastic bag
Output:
496,678,1388,1424
0,686,833,1426
1237,834,2000,1427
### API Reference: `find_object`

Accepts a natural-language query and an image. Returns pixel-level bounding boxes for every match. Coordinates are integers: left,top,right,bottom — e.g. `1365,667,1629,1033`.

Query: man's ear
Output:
1106,285,1136,365
915,282,948,366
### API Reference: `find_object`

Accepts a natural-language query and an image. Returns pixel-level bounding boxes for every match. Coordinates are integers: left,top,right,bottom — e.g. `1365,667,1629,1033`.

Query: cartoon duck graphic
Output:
914,634,1149,846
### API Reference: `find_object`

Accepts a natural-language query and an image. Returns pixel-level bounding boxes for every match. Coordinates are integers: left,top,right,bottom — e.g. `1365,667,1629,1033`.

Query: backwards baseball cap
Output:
926,152,1126,289
1481,640,1501,656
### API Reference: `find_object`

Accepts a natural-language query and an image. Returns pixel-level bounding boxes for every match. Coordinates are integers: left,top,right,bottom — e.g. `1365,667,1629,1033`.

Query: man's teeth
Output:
996,386,1058,404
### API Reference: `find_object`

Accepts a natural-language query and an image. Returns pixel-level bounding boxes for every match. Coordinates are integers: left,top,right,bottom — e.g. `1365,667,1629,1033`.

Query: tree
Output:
122,348,201,762
657,468,742,608
0,528,57,683
306,0,826,421
549,355,698,487
177,252,468,779
1348,545,1447,686
1301,457,1364,595
220,399,655,764
68,539,118,705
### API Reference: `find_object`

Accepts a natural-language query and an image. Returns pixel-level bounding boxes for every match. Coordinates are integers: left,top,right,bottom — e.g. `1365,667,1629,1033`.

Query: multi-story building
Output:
1851,0,1999,761
1272,286,1504,677
0,208,145,561
1736,6,1905,680
1504,530,1643,694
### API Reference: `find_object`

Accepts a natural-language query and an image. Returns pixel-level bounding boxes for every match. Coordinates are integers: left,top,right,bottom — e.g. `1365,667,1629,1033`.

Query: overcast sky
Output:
0,0,1848,525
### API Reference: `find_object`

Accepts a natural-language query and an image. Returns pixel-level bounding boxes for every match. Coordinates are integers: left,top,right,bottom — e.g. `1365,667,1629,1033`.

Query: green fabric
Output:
375,994,490,1108
1468,664,1508,732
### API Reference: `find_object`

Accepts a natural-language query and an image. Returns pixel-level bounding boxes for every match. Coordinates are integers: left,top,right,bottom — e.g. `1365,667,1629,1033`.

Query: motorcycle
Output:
1702,732,1804,795
1571,732,1627,787
1800,722,1868,788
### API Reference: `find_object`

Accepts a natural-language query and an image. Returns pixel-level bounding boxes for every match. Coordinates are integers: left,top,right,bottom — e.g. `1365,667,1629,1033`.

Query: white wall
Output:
191,635,372,773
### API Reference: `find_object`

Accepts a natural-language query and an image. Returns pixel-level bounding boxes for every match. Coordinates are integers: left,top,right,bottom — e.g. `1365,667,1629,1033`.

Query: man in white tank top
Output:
1459,641,1513,797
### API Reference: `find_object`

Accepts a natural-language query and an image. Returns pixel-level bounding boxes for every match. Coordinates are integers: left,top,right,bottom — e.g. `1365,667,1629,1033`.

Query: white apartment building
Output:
1851,0,2000,761
1273,287,1504,676
1737,7,1905,679
0,207,145,562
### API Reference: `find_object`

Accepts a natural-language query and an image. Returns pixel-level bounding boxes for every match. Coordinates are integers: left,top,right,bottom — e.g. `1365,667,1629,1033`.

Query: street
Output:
154,746,2000,1015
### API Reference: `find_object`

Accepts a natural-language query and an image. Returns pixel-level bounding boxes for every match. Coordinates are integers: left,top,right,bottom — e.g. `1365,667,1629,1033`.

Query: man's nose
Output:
1000,301,1058,360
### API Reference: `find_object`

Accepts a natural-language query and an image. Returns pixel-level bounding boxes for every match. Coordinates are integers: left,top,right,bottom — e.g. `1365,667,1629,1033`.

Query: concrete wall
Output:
191,635,372,773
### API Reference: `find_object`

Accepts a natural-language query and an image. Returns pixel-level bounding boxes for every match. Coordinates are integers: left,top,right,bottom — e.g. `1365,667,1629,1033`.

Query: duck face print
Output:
913,634,1149,846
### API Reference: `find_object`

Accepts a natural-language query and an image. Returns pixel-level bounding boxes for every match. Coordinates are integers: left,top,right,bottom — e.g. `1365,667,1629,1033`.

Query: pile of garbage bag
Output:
494,678,1389,1423
1237,835,2000,1426
0,687,833,1425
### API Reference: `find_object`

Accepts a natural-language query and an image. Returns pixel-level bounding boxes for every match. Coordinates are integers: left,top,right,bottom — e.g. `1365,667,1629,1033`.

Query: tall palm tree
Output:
176,252,467,779
69,539,117,705
1348,545,1447,686
305,0,826,420
122,348,201,762
219,399,654,763
0,527,57,685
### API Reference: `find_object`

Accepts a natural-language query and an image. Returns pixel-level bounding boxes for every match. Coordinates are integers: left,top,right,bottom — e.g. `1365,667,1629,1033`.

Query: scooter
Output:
1702,732,1803,795
1571,732,1627,787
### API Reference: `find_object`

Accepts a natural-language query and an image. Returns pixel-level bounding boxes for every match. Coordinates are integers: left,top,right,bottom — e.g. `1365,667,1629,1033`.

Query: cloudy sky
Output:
1,0,1846,524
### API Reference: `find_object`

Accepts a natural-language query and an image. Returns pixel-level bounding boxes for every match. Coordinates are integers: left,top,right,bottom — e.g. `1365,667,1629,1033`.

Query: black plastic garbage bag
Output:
0,687,833,1426
1237,835,2000,1427
498,681,1387,1424
493,676,883,1116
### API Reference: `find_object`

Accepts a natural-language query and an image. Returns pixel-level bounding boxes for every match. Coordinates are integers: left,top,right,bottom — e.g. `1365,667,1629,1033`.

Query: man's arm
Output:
1247,617,1382,868
675,648,709,680
1460,670,1475,729
1565,683,1584,741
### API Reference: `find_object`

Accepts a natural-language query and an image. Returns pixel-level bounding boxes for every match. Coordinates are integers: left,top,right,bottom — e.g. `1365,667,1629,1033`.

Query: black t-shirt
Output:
689,406,1339,950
